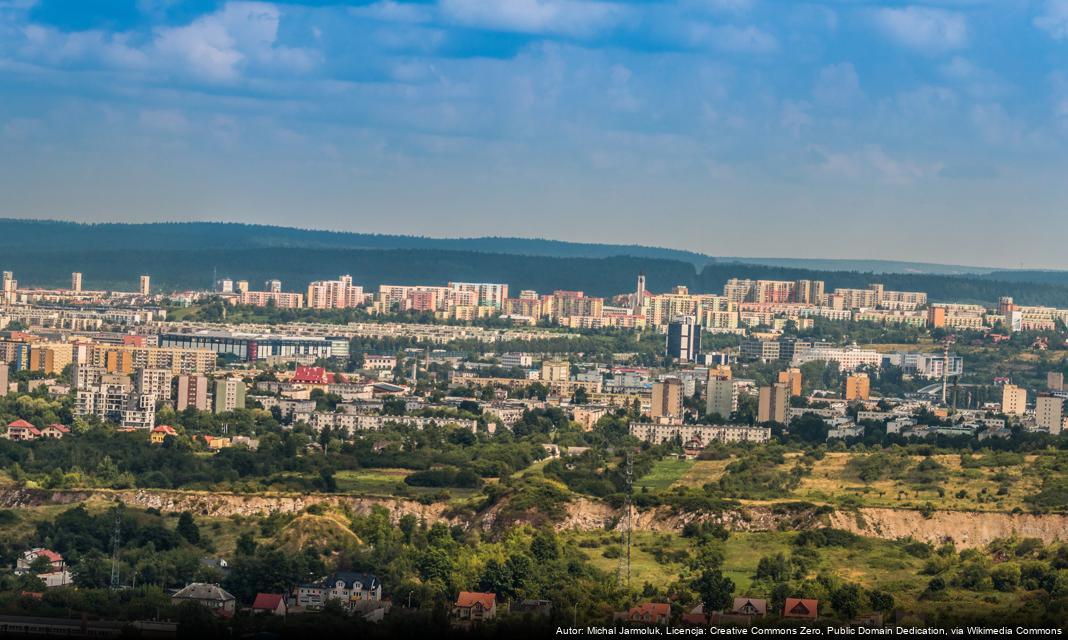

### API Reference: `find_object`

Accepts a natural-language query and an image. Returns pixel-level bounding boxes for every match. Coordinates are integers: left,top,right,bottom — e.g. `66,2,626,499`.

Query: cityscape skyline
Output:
2,1,1068,268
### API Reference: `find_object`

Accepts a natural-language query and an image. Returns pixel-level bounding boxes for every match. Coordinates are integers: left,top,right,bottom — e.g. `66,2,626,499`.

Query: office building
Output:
843,373,870,401
1036,394,1064,435
213,378,246,414
1002,384,1027,416
758,383,789,424
651,378,685,422
159,332,329,363
666,317,701,363
777,368,802,397
177,374,210,411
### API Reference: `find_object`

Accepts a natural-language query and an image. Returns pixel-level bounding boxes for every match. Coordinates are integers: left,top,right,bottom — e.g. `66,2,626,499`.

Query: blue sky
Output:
1,1,1067,268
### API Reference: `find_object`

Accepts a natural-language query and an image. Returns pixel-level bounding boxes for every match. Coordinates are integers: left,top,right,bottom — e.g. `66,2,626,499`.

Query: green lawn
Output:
636,458,694,493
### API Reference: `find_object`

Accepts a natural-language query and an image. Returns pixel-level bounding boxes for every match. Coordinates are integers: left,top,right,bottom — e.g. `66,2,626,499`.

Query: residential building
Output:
16,548,72,588
307,275,365,309
499,353,534,368
621,603,671,626
666,316,701,362
777,367,802,397
74,368,156,429
177,374,210,411
1049,372,1065,392
630,422,771,446
792,345,881,370
213,378,246,414
6,419,41,441
28,343,73,376
171,583,236,617
297,572,382,611
0,363,7,397
844,373,870,401
453,592,497,625
1036,394,1064,435
139,275,151,296
783,598,819,621
448,282,509,309
40,424,70,439
705,375,737,420
757,382,789,423
541,360,570,382
70,272,82,293
651,377,684,422
1002,384,1027,416
150,425,177,444
239,290,304,308
85,343,217,375
251,593,287,616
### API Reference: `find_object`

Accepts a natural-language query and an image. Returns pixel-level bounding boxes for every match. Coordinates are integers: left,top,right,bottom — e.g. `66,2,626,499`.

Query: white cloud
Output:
1035,0,1068,39
685,23,778,53
872,7,967,53
810,144,938,185
439,0,627,38
154,2,317,81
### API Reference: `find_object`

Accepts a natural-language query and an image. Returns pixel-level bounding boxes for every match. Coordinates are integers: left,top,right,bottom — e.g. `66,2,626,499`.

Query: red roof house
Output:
251,593,287,616
783,598,819,621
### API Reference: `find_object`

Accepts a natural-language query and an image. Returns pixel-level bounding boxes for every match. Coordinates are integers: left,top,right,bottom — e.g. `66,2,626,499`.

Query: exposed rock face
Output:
3,487,1065,549
0,487,464,526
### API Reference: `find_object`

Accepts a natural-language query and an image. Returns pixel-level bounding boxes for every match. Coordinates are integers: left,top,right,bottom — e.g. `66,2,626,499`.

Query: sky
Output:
1,0,1067,269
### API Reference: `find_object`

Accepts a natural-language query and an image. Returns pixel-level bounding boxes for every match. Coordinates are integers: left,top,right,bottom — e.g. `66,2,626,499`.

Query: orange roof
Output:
152,425,177,435
8,419,34,428
45,424,70,433
630,602,671,617
455,591,496,609
783,598,818,619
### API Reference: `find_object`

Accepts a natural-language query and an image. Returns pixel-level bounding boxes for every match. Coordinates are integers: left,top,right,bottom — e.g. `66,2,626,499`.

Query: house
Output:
170,583,236,617
680,605,708,626
782,598,819,621
732,597,768,617
201,435,231,450
621,602,671,626
6,419,41,441
292,366,336,386
297,572,382,611
513,599,552,617
452,592,497,625
251,593,287,616
150,425,177,444
15,549,72,588
40,424,70,439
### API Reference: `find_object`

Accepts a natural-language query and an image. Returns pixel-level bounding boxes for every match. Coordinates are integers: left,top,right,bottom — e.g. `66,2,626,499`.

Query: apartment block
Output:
1036,394,1064,435
307,275,365,309
777,367,803,397
757,382,789,424
177,374,210,411
705,375,737,420
651,378,684,422
213,378,246,414
1001,384,1027,416
843,373,870,401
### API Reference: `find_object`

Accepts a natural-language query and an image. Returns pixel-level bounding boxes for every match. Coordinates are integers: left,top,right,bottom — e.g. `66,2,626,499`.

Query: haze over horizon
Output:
2,1,1067,269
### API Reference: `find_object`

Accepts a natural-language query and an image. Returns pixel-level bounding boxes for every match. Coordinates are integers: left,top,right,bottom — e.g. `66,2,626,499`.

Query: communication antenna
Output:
109,508,122,589
941,335,956,406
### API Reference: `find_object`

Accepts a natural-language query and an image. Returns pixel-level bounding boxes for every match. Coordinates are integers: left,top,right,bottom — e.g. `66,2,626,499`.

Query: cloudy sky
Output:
1,0,1066,268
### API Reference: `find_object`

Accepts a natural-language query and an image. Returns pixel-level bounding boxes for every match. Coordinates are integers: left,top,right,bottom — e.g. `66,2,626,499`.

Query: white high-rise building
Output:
139,275,151,296
71,272,82,292
307,275,365,309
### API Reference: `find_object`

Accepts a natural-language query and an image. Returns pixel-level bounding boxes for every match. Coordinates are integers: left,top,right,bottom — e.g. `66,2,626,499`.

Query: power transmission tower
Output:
616,452,634,588
109,508,122,589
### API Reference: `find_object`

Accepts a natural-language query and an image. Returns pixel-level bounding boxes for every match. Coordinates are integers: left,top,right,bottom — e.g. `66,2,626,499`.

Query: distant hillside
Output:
4,245,1068,308
0,219,712,266
715,256,995,276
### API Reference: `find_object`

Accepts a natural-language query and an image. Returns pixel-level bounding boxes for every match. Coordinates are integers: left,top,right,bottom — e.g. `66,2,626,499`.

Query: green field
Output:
636,458,695,492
